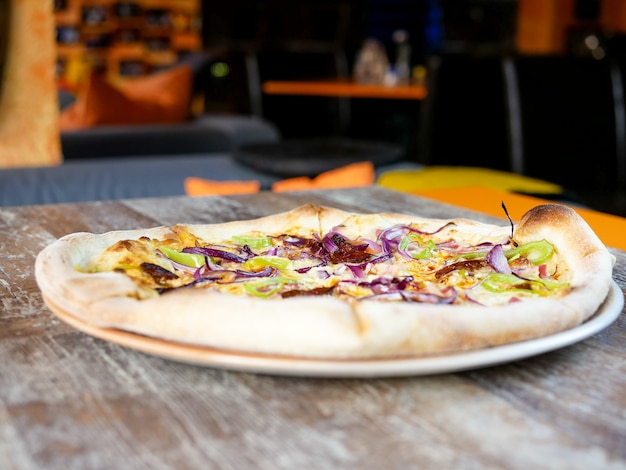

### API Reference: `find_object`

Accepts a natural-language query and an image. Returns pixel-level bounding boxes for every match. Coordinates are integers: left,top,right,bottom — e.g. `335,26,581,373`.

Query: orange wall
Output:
517,0,626,54
515,0,574,55
600,0,626,33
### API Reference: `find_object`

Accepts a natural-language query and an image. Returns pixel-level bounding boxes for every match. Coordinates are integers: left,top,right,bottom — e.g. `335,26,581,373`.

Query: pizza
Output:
35,203,615,359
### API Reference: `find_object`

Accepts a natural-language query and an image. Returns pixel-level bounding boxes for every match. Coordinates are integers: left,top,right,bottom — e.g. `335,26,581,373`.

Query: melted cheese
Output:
88,224,572,306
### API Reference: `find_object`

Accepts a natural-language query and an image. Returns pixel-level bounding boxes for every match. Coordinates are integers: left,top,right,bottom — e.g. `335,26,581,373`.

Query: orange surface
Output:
184,178,260,196
184,162,375,197
262,79,427,100
271,161,375,192
412,186,626,250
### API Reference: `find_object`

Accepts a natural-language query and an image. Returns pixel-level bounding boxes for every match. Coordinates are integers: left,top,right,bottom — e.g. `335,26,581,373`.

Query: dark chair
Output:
252,46,350,138
510,56,622,193
407,54,613,205
417,54,515,172
228,2,353,139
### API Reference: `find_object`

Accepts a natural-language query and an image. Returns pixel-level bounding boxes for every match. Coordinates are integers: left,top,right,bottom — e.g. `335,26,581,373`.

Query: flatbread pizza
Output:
35,203,615,359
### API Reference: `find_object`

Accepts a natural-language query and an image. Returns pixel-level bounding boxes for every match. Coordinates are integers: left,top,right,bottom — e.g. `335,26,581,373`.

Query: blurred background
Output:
52,0,626,215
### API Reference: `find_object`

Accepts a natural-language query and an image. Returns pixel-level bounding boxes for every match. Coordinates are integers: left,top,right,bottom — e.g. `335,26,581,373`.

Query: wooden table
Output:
2,186,625,469
262,78,427,100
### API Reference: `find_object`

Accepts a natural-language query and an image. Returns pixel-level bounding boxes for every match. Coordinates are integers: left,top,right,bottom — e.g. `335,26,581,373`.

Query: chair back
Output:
418,54,513,171
253,47,349,138
511,55,620,192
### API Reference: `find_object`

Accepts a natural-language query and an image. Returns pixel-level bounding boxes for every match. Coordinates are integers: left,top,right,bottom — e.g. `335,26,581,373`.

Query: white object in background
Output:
353,38,389,85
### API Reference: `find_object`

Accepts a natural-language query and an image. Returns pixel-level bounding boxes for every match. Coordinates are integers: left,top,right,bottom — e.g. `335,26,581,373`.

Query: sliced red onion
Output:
281,235,308,245
436,239,516,257
191,263,277,282
322,233,339,252
357,276,414,294
436,239,460,250
486,244,511,274
377,225,405,254
396,243,416,260
511,272,545,284
378,224,407,242
360,285,457,304
238,245,255,258
396,276,413,290
357,252,391,269
347,264,366,279
295,265,312,273
235,266,277,278
379,238,396,255
317,269,330,280
360,238,383,253
377,223,454,257
379,222,455,240
464,290,486,305
184,246,249,263
417,221,456,235
167,259,199,275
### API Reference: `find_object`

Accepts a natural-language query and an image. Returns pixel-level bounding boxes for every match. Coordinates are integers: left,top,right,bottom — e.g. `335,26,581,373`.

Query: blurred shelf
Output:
54,0,202,89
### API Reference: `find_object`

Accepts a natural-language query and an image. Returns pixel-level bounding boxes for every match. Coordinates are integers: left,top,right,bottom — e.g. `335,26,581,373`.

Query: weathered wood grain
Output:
0,188,624,470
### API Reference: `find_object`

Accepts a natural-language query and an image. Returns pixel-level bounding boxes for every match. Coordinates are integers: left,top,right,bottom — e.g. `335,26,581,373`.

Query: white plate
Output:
49,281,623,378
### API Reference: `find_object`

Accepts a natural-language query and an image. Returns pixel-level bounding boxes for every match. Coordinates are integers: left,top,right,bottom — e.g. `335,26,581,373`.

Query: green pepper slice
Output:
505,240,554,265
399,233,422,251
159,246,206,268
243,255,292,271
399,234,437,259
232,235,272,250
413,239,437,259
480,272,568,295
481,273,537,293
243,276,293,298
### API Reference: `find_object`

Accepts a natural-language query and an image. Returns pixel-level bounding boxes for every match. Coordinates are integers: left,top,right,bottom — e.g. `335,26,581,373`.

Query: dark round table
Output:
233,138,404,178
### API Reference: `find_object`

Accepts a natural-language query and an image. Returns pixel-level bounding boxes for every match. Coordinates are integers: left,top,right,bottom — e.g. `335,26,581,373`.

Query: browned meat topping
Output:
327,234,371,264
434,259,488,279
141,262,179,283
281,286,335,298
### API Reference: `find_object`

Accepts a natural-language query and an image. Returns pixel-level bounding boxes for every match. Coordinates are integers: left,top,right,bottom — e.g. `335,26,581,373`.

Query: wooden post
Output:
0,0,61,167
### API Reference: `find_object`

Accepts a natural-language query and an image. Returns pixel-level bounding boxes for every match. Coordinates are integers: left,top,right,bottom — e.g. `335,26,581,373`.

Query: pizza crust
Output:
35,204,615,359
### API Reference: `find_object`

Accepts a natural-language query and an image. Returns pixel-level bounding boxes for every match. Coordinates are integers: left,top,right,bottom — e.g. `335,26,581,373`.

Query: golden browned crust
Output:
177,203,324,241
515,204,606,260
35,204,615,359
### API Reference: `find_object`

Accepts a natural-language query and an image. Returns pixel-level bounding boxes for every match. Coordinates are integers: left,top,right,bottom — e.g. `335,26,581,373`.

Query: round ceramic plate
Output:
47,281,623,378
